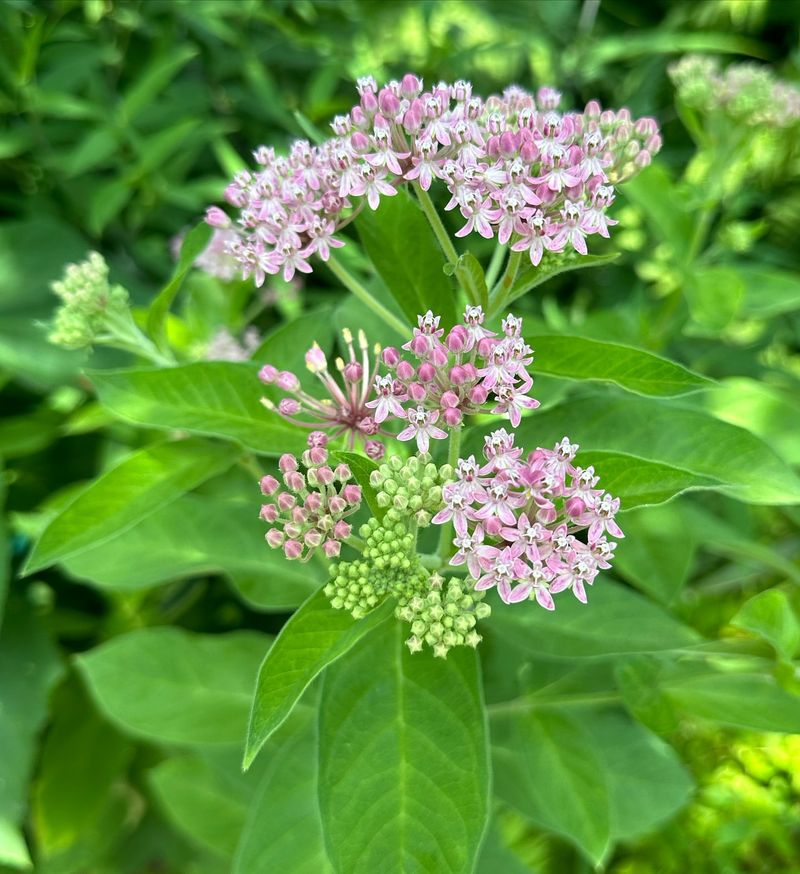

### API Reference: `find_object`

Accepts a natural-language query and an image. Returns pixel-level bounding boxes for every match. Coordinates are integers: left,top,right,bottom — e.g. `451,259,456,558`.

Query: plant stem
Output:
487,691,622,716
325,254,409,337
484,242,506,289
436,425,462,564
345,534,366,552
412,181,460,266
489,249,522,315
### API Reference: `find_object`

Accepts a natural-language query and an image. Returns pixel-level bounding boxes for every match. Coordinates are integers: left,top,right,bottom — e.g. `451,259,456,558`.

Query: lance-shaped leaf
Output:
90,362,307,455
526,334,712,397
505,251,620,308
244,590,394,769
24,438,236,574
318,621,489,874
357,189,456,328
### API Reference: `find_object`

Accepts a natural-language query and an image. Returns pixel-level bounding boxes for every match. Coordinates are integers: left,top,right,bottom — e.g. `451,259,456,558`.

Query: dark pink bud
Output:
342,484,362,504
260,475,279,495
449,365,468,385
284,539,303,560
258,364,278,384
469,385,488,405
333,520,352,540
328,495,346,515
401,73,422,98
447,325,468,351
260,504,278,522
477,338,495,358
409,382,427,402
323,539,341,558
284,471,305,492
278,492,297,512
308,431,328,448
499,130,518,156
304,528,323,548
279,454,298,473
278,398,300,415
266,529,285,548
485,517,503,536
351,131,370,152
410,335,429,356
276,371,300,391
383,346,400,367
365,440,385,460
402,106,422,134
520,141,538,162
443,407,463,427
343,362,363,383
378,87,400,115
396,360,415,380
430,346,448,367
418,362,436,382
441,390,460,408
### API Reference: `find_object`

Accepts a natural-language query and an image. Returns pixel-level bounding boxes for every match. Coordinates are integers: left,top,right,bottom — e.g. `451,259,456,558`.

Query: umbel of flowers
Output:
206,74,662,282
258,307,625,657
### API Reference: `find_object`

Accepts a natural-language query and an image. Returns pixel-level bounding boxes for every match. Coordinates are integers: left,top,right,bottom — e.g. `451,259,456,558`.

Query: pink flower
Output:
397,406,447,452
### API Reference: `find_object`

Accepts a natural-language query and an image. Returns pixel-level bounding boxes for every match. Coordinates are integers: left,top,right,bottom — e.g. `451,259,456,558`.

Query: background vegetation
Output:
2,1,800,872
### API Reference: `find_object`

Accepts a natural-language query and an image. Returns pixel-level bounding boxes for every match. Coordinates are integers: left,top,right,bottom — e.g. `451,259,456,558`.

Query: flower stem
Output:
412,182,460,266
489,249,522,315
484,242,507,290
345,534,366,552
437,425,462,564
325,254,409,337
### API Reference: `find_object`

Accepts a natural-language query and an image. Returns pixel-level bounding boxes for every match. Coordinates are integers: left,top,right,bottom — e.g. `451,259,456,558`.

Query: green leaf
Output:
506,251,620,307
576,450,720,508
527,334,712,397
244,589,394,769
331,450,383,518
76,627,270,745
253,305,335,380
487,578,699,659
147,222,214,351
620,164,694,258
318,621,489,874
500,394,800,506
356,189,457,328
664,672,800,733
731,590,800,661
685,266,744,331
24,438,236,574
0,469,8,627
492,707,693,865
120,44,197,121
0,602,63,864
90,363,307,455
453,252,489,310
738,265,800,318
234,705,332,873
62,493,322,607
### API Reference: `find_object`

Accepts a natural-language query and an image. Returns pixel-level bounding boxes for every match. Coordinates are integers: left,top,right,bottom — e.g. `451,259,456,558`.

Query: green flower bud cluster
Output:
49,252,129,349
395,572,491,658
369,453,452,528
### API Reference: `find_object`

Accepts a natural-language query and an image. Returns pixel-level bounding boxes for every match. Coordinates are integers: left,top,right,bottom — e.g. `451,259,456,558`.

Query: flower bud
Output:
484,517,503,535
333,520,351,540
343,361,363,383
278,398,300,416
418,362,436,382
266,529,285,548
477,338,495,358
328,495,346,515
308,431,328,448
400,73,422,98
260,475,279,495
365,440,385,460
205,206,230,228
276,371,300,391
378,87,400,115
443,407,462,427
258,364,278,384
441,390,460,408
469,385,488,405
284,539,302,559
316,466,334,486
279,454,298,473
284,471,305,492
396,360,415,380
260,504,278,522
383,346,400,367
334,464,351,482
305,343,327,373
304,528,323,547
308,446,328,465
342,484,362,504
323,539,341,558
409,382,427,402
447,325,468,352
277,492,297,511
305,492,322,512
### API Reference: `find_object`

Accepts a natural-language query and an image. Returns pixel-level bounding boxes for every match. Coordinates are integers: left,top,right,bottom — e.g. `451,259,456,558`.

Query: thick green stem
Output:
326,254,409,337
436,426,462,564
413,181,460,266
97,308,175,366
484,242,507,290
489,249,522,316
345,534,366,552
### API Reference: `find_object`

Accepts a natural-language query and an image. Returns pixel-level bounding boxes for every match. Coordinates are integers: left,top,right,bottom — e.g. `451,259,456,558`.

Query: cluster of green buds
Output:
395,572,491,658
325,454,489,656
49,252,129,349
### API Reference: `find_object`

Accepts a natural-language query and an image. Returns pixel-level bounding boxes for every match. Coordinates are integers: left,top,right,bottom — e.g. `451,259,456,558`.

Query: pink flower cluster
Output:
369,306,539,452
259,326,386,458
259,433,362,561
206,75,661,282
433,430,624,606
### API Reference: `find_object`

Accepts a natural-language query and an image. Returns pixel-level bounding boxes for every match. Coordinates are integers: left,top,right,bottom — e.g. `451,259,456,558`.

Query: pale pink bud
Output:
276,371,300,391
308,431,328,448
430,346,448,367
304,528,323,548
396,360,415,380
585,100,601,119
343,362,363,383
485,517,503,535
278,492,297,512
284,539,302,560
205,206,230,228
418,362,436,382
305,493,322,512
292,507,308,524
266,529,285,548
316,466,334,486
278,398,300,415
258,364,278,384
477,338,495,357
279,454,298,473
409,382,427,402
365,440,385,460
646,134,662,153
383,346,400,367
441,390,459,409
566,496,586,517
359,416,379,435
333,520,351,540
308,446,328,465
260,475,279,495
360,91,378,114
469,385,488,405
260,504,278,522
461,363,477,381
443,407,462,427
334,464,351,482
447,325,468,351
449,365,468,385
305,343,327,373
284,471,305,491
634,151,652,169
323,539,341,558
342,484,362,504
284,522,302,539
328,495,346,515
499,130,518,156
224,184,247,207
401,73,422,98
378,88,400,115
